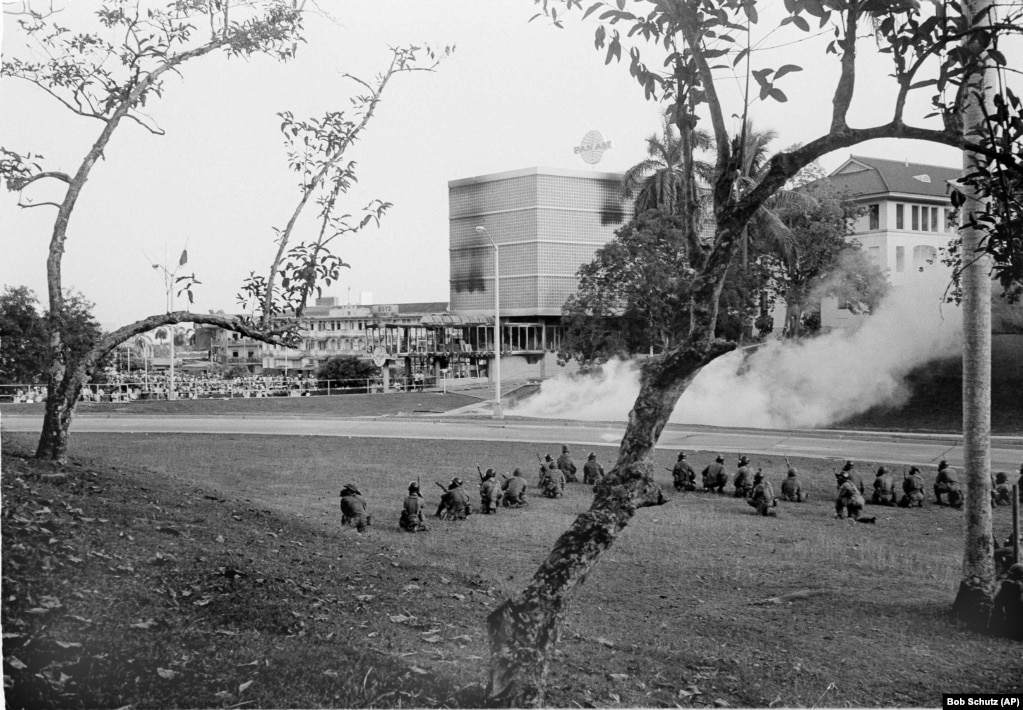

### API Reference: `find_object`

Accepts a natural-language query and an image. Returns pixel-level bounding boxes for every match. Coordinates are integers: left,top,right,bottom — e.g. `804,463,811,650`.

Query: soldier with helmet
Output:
583,452,605,486
835,470,866,519
479,468,502,514
541,463,566,499
339,483,371,532
702,455,727,493
733,455,754,498
780,467,807,502
899,466,925,508
557,445,578,483
435,477,472,520
672,452,696,491
870,466,897,506
501,468,529,507
993,472,1014,506
748,470,778,516
399,482,428,532
934,460,963,507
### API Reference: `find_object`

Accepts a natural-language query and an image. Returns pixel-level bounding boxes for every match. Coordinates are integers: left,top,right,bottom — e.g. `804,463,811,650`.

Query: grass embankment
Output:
3,431,1022,708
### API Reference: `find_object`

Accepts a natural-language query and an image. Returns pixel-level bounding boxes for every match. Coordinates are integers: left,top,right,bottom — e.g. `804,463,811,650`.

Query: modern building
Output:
448,166,631,379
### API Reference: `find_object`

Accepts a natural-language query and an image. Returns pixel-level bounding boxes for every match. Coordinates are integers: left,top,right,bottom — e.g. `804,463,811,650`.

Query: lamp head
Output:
475,226,487,234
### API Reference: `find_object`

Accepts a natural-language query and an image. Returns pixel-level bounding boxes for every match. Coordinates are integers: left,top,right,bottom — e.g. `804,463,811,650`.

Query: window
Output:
232,351,239,358
911,205,919,230
931,207,938,232
867,246,880,265
895,246,905,272
868,204,879,230
896,204,904,229
944,208,952,231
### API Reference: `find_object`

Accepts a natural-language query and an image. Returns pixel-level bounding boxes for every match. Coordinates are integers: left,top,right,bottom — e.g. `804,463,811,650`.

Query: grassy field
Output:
3,429,1021,709
0,391,482,419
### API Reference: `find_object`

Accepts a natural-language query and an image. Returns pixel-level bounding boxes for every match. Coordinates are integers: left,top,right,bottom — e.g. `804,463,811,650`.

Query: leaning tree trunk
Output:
485,340,730,706
951,0,996,627
36,366,89,463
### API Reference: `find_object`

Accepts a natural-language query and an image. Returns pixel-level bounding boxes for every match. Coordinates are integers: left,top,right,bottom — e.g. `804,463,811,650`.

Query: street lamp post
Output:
475,226,502,418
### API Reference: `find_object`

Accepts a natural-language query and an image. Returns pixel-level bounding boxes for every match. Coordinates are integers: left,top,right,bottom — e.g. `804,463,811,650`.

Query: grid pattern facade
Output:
449,168,630,316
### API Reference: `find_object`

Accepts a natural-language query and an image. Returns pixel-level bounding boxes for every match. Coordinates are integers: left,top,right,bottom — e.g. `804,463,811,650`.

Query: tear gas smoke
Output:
508,273,961,428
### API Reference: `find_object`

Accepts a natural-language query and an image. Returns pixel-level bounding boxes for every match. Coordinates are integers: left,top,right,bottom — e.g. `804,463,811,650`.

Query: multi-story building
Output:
821,155,960,329
448,166,631,379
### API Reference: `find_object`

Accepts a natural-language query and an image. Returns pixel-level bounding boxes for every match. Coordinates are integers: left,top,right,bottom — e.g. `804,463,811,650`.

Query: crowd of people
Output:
74,373,323,401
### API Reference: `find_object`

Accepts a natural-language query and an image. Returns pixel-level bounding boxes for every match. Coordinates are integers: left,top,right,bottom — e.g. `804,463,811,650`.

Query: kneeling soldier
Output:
733,455,753,498
399,482,428,532
584,452,605,486
899,466,925,508
436,477,472,520
479,468,502,514
748,470,777,516
501,469,529,507
835,471,865,519
871,466,897,506
541,465,566,499
780,467,807,502
340,483,371,532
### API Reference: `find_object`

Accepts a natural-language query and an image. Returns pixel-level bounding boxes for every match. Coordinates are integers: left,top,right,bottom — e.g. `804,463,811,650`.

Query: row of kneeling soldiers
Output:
339,450,1023,532
337,445,603,533
671,453,1023,522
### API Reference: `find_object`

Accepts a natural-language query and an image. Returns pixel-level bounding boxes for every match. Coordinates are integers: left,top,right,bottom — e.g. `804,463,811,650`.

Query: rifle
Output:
435,481,448,492
784,456,791,469
477,465,484,482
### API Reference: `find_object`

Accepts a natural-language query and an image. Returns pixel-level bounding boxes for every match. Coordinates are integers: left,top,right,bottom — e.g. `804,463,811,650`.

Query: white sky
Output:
0,1,982,328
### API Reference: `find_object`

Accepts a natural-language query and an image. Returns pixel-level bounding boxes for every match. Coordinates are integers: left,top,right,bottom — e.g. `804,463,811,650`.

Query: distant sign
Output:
371,346,389,368
574,130,612,165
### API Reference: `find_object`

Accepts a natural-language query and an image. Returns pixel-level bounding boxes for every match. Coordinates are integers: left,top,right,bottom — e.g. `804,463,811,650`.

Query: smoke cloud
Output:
509,273,962,429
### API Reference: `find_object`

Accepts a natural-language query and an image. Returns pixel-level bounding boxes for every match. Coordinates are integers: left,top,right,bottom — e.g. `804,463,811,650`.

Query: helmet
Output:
995,472,1008,483
839,471,850,480
545,454,554,462
753,470,764,481
562,445,570,453
842,461,854,471
450,477,463,489
715,454,724,463
512,468,522,476
787,467,797,476
909,466,920,475
939,459,948,469
341,483,361,496
677,452,686,460
588,452,597,460
876,466,887,476
1007,563,1023,581
485,468,495,478
408,481,420,492
739,455,749,465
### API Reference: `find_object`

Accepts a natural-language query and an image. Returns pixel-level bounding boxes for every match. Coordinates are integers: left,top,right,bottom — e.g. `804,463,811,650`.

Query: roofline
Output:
448,166,624,188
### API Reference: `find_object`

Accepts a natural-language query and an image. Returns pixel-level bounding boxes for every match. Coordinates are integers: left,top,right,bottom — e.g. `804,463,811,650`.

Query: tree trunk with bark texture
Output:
951,0,997,630
485,340,730,706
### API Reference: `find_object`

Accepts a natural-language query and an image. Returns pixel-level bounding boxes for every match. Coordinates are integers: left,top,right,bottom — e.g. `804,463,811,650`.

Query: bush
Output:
316,355,378,388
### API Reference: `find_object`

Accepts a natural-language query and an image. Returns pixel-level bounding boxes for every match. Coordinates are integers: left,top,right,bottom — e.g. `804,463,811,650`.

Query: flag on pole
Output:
179,249,188,266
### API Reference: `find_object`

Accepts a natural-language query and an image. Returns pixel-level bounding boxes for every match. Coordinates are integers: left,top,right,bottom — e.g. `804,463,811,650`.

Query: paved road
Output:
4,413,1023,470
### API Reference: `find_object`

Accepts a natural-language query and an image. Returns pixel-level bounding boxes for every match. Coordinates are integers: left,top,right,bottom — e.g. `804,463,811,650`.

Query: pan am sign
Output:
574,130,612,165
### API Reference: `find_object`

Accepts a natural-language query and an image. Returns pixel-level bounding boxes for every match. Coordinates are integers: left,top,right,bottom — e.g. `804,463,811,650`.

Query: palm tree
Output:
621,111,713,216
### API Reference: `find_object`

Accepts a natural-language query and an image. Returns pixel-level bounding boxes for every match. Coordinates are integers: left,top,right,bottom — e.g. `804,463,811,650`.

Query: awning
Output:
419,314,493,327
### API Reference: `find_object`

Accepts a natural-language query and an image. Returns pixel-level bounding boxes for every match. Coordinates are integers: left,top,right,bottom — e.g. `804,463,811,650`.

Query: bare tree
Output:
1,1,448,461
485,0,1023,704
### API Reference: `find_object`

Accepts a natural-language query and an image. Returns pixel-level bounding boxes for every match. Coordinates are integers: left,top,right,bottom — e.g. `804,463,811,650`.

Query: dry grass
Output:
2,430,1021,708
